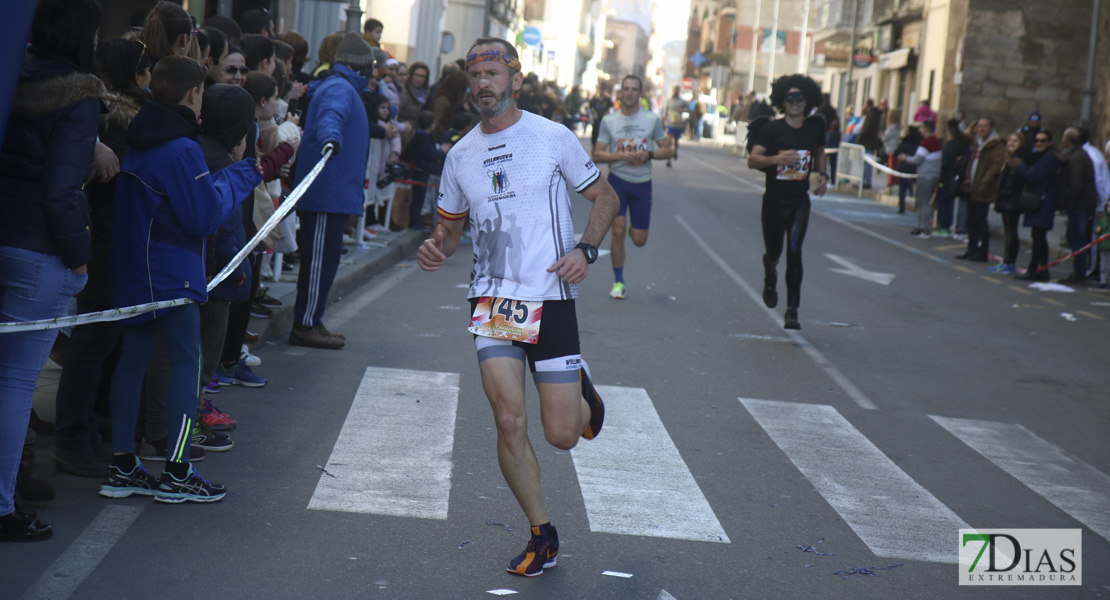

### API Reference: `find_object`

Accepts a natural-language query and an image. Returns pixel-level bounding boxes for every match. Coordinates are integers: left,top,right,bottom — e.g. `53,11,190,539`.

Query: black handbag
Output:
1018,188,1042,212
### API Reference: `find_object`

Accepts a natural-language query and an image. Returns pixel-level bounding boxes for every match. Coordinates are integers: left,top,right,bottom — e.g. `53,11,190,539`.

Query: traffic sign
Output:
521,26,542,47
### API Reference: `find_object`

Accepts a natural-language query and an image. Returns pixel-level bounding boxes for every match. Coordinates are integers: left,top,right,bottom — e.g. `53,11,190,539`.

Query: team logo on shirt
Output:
489,166,509,194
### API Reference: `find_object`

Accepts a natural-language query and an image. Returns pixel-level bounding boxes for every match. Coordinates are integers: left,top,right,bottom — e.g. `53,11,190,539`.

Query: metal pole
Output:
842,0,860,125
748,0,762,94
484,0,494,37
767,0,779,95
798,0,810,74
1080,0,1101,124
345,0,363,33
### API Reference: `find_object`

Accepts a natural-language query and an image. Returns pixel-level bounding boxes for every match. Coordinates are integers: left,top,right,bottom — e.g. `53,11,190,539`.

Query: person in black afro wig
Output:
769,74,822,115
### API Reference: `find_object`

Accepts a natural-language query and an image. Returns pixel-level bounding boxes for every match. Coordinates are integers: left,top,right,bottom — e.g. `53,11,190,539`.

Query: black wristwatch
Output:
648,150,655,159
575,242,598,264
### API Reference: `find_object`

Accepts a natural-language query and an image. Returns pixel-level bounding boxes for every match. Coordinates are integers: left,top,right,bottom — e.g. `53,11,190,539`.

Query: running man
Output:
664,86,686,168
592,74,674,299
417,37,620,577
746,74,828,329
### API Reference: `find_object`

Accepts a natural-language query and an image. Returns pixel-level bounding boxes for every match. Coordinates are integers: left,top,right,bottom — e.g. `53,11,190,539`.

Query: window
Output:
524,0,545,21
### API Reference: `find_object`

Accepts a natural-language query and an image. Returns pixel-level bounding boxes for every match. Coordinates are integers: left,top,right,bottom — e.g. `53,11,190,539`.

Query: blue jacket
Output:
1016,148,1060,231
0,47,102,268
111,101,261,319
404,128,446,180
294,64,370,214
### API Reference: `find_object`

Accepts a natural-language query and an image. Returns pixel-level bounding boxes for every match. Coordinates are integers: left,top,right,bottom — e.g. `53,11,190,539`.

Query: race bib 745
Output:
469,297,543,344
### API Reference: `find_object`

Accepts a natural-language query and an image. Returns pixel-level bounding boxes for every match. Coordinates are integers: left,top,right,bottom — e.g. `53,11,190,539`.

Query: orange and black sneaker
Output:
580,362,604,440
507,526,559,577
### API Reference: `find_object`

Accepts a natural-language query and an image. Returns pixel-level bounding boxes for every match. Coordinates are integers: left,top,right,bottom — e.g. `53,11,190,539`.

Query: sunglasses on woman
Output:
225,66,250,75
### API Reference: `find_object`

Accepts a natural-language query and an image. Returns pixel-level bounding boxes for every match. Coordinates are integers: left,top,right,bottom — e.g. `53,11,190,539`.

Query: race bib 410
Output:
469,297,543,344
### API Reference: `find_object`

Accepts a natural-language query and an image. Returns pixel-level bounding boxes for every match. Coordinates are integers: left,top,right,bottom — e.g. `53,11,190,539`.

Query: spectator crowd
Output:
0,0,641,542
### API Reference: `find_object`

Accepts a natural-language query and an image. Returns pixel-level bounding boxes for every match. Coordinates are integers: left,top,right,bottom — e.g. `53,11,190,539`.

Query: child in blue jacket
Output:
103,56,261,503
404,111,452,231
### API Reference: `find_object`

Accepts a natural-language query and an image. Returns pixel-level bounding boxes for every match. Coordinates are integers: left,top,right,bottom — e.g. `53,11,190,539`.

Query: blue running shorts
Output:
608,172,653,231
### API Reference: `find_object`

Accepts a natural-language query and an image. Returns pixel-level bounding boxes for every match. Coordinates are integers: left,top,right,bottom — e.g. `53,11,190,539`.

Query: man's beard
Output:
478,86,513,118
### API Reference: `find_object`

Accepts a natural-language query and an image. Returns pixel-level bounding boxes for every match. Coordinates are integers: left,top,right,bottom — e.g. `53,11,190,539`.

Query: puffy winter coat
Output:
0,47,103,268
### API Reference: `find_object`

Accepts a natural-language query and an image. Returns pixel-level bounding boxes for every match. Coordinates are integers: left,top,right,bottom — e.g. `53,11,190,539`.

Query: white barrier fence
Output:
0,148,334,334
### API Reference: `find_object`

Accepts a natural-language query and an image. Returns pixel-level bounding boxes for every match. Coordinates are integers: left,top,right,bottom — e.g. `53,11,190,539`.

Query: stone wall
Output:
1092,0,1110,149
958,0,1095,137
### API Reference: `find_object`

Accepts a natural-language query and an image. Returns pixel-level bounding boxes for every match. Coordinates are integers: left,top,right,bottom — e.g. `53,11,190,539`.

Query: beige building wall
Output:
917,0,949,109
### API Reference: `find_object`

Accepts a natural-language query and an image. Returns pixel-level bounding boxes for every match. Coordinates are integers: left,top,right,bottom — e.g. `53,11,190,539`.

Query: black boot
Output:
762,255,778,309
0,508,52,542
784,307,800,330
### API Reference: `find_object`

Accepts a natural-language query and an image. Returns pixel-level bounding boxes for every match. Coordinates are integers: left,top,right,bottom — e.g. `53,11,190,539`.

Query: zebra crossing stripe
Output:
931,415,1110,542
308,367,459,520
741,398,967,562
571,385,730,543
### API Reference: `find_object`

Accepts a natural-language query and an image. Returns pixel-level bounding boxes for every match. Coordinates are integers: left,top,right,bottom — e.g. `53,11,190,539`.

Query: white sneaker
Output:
240,344,261,367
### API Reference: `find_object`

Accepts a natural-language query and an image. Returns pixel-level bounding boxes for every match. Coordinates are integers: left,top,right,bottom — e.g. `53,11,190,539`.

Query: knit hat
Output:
371,48,389,69
334,32,374,67
1028,110,1041,121
201,84,256,152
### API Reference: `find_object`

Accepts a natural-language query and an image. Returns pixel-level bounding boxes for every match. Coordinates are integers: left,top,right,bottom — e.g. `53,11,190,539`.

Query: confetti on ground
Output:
486,589,518,596
486,520,513,531
797,537,835,556
602,571,634,578
316,465,336,477
832,563,904,579
458,540,471,550
1061,312,1078,322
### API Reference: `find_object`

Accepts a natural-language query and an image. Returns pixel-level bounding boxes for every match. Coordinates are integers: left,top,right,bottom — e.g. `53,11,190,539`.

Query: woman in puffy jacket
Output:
0,0,103,542
48,38,152,481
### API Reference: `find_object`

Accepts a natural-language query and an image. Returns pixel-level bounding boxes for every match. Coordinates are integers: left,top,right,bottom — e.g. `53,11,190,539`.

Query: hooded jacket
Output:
294,64,371,214
111,100,261,319
0,47,103,268
199,84,258,303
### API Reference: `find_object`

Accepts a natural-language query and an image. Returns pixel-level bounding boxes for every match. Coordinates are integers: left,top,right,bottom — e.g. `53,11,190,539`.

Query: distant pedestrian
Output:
1094,202,1110,288
1013,130,1059,281
958,117,1006,262
902,120,942,237
1055,127,1098,285
991,132,1035,274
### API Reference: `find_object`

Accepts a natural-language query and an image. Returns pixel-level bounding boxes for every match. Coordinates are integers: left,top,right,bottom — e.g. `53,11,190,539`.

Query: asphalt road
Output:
6,139,1109,600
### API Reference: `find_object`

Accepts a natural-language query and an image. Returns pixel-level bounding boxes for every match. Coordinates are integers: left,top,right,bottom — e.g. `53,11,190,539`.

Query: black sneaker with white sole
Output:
99,463,160,498
154,465,226,504
191,422,234,452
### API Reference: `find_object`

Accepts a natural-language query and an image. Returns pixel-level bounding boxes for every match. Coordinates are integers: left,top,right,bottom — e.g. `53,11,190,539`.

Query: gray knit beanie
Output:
334,32,374,67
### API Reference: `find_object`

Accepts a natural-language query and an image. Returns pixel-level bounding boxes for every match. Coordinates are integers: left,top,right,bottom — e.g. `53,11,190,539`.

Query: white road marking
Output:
657,590,678,600
741,398,968,562
825,253,896,285
308,367,459,519
676,215,878,410
931,416,1110,542
18,506,144,600
571,385,730,543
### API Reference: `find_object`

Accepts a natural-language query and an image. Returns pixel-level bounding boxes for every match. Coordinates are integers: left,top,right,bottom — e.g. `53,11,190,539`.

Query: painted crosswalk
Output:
308,367,460,519
571,385,730,543
740,398,968,563
931,415,1110,542
308,367,1109,563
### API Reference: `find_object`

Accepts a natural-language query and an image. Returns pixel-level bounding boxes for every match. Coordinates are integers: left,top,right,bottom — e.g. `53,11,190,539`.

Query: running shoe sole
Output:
580,363,604,440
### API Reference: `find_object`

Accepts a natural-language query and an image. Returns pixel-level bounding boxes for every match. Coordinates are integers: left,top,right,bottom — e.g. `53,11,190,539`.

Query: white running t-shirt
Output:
437,110,601,301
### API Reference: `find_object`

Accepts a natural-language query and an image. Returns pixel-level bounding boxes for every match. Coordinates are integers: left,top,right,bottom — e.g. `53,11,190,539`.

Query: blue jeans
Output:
935,185,955,231
0,246,87,514
110,303,201,463
1066,209,1094,277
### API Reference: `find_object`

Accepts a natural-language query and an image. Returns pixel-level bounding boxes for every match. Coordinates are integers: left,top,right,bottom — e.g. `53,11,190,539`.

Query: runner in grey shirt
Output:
592,74,673,299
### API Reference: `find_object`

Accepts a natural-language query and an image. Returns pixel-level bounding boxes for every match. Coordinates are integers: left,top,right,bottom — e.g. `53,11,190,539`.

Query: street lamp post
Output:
767,0,779,95
748,0,762,94
842,0,860,126
1080,0,1101,125
345,0,362,33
